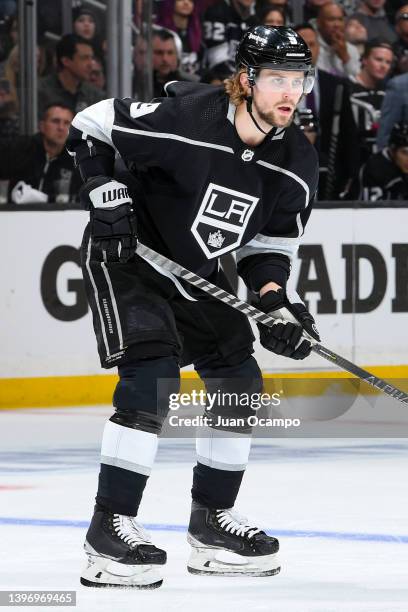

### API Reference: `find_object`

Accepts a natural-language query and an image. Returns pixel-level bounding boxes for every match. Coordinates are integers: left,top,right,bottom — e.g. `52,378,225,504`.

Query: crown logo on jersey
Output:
207,229,226,249
241,149,254,162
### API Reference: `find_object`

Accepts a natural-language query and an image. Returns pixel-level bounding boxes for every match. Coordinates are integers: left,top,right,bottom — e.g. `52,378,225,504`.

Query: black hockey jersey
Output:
202,0,253,71
360,148,408,201
68,82,318,291
349,79,385,164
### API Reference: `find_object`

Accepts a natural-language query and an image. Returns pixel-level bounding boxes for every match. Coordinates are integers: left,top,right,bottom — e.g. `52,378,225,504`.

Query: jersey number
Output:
130,102,161,119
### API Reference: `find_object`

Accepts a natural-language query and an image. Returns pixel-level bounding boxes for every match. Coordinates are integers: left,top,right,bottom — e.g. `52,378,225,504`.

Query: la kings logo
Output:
191,183,259,258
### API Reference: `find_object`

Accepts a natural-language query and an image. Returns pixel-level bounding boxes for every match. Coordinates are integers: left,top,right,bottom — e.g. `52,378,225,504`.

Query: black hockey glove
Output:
258,288,320,360
80,175,137,263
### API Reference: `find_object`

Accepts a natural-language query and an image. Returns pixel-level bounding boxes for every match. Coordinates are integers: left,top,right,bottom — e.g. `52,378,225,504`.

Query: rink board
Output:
1,208,408,406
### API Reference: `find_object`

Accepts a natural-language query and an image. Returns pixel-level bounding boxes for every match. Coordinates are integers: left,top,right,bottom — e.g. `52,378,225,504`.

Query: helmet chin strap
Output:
245,86,278,138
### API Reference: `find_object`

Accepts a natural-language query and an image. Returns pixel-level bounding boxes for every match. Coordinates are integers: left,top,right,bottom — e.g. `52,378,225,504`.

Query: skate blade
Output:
187,566,280,577
81,555,163,589
187,548,281,577
80,576,163,589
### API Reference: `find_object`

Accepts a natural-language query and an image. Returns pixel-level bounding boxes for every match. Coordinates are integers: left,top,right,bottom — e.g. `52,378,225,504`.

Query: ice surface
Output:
0,406,407,612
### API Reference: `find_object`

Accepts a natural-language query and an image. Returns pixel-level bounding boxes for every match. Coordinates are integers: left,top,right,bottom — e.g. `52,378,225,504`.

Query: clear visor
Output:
254,70,315,95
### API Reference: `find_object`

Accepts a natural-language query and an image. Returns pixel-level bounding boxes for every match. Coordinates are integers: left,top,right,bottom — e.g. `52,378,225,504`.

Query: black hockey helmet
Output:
389,122,408,148
235,25,314,92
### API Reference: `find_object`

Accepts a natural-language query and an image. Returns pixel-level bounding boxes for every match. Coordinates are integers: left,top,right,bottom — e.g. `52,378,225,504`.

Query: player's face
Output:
393,147,408,174
363,48,393,81
40,107,74,147
253,69,304,128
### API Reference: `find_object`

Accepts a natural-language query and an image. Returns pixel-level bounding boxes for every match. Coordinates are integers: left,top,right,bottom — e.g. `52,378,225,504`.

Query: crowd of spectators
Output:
0,0,408,203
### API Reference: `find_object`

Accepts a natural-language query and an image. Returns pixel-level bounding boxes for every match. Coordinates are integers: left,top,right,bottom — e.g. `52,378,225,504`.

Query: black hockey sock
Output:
96,463,148,516
191,461,244,509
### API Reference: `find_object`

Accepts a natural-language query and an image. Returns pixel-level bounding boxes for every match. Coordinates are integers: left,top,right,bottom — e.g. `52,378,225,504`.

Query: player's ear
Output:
239,71,250,96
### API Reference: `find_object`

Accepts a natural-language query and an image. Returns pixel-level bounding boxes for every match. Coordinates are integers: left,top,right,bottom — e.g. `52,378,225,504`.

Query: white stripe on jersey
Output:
111,124,235,154
236,234,300,262
256,159,310,211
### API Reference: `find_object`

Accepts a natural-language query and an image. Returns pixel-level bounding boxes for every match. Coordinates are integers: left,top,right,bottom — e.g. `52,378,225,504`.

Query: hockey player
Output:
67,25,320,589
360,122,408,200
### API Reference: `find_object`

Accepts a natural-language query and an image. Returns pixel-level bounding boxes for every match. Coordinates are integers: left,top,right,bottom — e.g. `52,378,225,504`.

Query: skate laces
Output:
216,509,261,539
112,514,152,548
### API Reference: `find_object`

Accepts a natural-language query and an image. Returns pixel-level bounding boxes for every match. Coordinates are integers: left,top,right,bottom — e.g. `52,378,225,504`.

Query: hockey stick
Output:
137,243,408,405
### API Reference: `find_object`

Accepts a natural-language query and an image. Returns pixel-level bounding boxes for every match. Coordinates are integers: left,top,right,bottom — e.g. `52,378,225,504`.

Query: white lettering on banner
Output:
1,209,408,377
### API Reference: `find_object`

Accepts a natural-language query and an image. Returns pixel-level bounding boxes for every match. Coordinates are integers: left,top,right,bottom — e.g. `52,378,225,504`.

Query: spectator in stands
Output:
252,0,289,25
349,39,394,163
256,4,285,26
156,0,203,75
89,56,106,93
0,76,18,137
269,0,291,23
200,63,232,84
72,5,104,60
304,0,331,23
152,28,199,98
294,108,333,198
393,4,408,74
376,72,408,148
3,43,47,90
360,122,408,200
345,16,368,55
3,43,18,92
316,2,361,77
38,34,104,116
0,103,82,202
202,0,254,72
350,0,397,44
295,22,360,199
337,0,360,16
132,35,149,100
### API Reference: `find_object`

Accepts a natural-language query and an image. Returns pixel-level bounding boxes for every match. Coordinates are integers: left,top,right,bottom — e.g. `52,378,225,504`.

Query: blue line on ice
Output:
0,517,407,544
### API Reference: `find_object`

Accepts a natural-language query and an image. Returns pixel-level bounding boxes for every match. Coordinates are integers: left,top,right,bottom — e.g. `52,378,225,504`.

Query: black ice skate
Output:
80,503,166,589
187,501,280,576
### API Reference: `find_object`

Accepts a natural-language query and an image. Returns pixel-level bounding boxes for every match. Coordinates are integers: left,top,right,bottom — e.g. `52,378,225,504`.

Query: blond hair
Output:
224,68,248,106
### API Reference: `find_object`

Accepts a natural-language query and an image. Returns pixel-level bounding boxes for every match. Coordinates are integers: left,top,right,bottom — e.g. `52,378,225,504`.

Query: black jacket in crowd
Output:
0,132,81,202
315,69,360,199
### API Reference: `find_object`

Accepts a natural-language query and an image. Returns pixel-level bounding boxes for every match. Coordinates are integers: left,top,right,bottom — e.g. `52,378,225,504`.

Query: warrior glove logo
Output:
102,187,129,204
191,183,259,258
90,180,132,209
